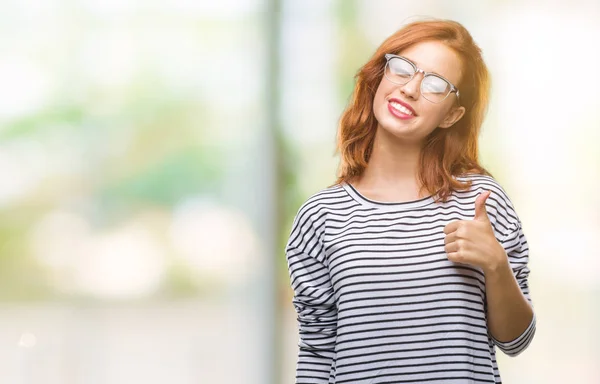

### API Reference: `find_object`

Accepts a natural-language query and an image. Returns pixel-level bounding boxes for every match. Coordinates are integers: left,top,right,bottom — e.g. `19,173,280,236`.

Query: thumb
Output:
474,190,491,222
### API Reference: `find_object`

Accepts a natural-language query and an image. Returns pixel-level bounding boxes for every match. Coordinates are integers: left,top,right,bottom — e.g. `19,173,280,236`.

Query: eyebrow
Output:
402,55,446,79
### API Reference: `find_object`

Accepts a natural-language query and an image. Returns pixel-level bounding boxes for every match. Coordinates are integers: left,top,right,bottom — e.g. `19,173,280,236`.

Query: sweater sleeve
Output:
491,216,537,357
285,205,337,383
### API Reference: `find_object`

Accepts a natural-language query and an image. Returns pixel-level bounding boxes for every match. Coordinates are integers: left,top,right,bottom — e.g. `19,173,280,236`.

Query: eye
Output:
388,58,414,78
422,75,451,94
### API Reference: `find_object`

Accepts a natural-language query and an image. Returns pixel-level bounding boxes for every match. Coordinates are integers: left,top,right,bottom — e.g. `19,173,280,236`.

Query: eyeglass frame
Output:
383,53,461,105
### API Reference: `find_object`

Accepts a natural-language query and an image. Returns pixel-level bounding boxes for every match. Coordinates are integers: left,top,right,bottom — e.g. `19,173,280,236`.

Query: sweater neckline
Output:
341,182,439,211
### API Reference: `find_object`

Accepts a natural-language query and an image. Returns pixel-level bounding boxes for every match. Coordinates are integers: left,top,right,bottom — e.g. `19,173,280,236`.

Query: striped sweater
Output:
285,174,536,383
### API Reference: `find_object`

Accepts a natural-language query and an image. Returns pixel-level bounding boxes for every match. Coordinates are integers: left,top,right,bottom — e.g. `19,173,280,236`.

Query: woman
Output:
285,19,536,383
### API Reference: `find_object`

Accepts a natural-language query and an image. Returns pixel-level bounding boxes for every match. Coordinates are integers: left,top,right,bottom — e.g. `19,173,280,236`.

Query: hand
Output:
443,190,509,274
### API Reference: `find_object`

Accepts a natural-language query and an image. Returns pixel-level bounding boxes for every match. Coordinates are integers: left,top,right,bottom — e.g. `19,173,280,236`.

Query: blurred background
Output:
0,0,598,383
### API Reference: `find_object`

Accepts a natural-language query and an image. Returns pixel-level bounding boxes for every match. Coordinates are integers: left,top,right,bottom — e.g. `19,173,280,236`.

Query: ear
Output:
438,106,466,129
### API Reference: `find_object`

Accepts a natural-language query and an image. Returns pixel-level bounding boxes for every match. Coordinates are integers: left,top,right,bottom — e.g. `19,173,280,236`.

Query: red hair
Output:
334,19,493,202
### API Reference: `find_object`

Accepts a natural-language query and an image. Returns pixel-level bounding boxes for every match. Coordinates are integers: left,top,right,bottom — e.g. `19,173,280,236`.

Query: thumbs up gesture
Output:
443,190,509,274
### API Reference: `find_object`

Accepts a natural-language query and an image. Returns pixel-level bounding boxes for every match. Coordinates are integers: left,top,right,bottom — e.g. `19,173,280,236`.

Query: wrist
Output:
484,249,511,278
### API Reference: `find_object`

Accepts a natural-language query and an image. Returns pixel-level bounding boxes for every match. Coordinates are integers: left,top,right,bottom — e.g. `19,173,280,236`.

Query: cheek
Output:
373,82,389,105
372,84,390,118
421,105,450,126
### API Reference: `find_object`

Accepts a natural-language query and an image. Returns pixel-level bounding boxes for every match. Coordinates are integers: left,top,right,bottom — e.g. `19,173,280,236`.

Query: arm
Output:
443,187,536,357
286,208,337,383
485,221,536,356
287,248,337,383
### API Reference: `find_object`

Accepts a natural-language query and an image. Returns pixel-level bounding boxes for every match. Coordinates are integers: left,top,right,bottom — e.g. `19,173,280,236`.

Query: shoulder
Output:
293,183,347,225
286,184,345,256
455,173,521,230
455,173,515,207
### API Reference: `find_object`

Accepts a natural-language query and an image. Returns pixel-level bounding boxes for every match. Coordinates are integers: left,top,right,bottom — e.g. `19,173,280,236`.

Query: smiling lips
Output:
387,98,417,120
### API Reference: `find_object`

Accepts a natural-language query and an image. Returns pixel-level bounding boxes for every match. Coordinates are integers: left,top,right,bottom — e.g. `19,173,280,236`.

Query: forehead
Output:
398,41,462,84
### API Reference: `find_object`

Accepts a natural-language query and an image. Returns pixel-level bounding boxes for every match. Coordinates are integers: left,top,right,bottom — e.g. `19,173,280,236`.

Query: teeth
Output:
390,101,414,116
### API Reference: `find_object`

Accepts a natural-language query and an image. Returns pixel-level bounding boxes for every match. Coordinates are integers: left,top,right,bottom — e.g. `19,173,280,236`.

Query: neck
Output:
355,127,423,189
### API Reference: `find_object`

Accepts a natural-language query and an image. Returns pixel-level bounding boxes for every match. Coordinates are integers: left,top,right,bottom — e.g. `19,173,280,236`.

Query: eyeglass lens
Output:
386,57,452,103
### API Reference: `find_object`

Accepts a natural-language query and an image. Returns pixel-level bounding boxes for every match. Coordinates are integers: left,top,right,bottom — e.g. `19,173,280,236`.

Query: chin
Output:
378,115,414,131
376,119,426,144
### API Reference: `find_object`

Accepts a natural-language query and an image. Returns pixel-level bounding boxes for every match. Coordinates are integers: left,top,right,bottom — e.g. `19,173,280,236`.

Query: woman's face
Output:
372,40,466,144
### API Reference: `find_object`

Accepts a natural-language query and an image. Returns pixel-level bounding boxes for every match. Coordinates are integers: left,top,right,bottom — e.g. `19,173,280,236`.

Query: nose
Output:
399,72,423,101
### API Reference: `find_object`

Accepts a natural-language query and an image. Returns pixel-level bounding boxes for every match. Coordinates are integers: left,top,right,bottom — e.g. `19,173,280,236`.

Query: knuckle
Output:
451,252,463,262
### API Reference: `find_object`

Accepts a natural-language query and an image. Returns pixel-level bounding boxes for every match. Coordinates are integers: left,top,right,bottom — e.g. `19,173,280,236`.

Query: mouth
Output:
387,98,417,120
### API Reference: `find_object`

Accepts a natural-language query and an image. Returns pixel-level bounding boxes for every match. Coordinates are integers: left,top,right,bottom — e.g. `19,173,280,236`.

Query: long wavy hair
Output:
334,19,493,203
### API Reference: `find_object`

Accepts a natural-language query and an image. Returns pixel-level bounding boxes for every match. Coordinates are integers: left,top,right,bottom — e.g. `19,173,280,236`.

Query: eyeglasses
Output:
384,53,460,105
